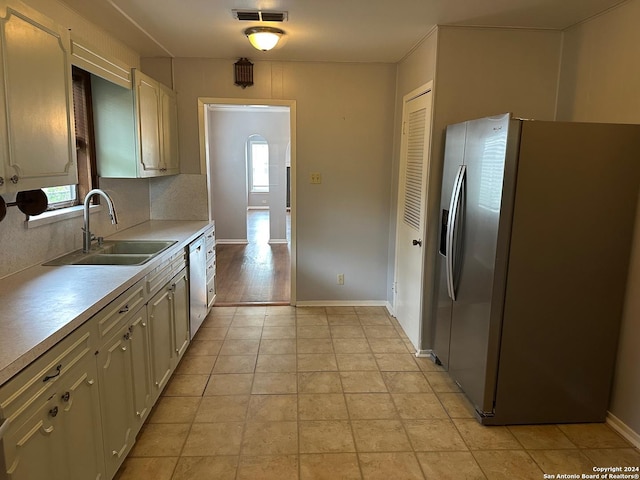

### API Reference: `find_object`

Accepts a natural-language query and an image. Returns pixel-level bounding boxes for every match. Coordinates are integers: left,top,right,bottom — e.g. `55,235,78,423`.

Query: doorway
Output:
200,99,296,305
214,210,291,304
393,83,433,350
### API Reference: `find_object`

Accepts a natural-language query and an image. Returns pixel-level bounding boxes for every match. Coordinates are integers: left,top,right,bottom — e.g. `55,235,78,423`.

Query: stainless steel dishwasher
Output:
188,236,208,338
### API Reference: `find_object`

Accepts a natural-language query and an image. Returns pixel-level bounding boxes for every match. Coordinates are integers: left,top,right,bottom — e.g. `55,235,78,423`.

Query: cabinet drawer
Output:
205,244,215,262
0,323,94,421
94,279,146,341
146,249,187,296
204,225,215,252
206,254,216,279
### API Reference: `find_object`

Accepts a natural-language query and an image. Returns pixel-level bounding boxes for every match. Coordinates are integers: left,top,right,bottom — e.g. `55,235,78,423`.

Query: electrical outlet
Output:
337,273,344,285
310,172,322,184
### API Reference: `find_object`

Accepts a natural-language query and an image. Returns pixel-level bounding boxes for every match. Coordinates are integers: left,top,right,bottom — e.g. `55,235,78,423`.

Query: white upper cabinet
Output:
0,1,77,193
92,69,179,178
160,82,179,175
136,72,163,176
135,70,180,176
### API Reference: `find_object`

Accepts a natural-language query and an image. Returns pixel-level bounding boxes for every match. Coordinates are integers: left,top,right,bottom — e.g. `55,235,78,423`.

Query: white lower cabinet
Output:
148,284,174,400
0,247,192,480
129,312,152,427
58,360,105,480
96,304,149,479
172,269,190,360
148,267,189,402
0,339,104,480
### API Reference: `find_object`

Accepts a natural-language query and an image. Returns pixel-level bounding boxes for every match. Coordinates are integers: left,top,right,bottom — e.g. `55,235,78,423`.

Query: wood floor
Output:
215,210,290,305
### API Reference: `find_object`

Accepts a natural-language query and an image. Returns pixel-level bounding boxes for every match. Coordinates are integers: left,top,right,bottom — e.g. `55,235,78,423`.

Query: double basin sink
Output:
44,240,177,266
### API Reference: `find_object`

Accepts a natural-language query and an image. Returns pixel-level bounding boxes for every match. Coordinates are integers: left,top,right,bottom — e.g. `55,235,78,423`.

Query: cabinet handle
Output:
121,346,127,352
10,175,18,184
112,451,119,457
61,392,70,402
136,411,141,417
0,177,4,187
87,379,95,386
43,364,62,382
119,305,130,314
49,406,59,418
0,418,10,441
123,332,131,341
141,322,147,327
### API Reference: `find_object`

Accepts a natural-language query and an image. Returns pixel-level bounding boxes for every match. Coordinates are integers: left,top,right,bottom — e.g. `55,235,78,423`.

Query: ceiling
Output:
56,0,625,63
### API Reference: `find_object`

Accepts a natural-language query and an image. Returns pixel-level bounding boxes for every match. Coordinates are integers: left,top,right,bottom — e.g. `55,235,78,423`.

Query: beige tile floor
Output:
114,305,640,480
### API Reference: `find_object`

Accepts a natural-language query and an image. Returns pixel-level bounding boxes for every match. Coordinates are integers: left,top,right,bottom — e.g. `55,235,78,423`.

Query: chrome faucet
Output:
83,189,118,253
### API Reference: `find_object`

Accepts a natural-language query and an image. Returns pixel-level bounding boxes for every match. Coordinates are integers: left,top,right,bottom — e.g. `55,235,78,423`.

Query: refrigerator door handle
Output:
446,165,466,301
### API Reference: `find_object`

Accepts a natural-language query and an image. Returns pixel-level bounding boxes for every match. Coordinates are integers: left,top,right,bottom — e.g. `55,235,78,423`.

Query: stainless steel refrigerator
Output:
433,113,640,425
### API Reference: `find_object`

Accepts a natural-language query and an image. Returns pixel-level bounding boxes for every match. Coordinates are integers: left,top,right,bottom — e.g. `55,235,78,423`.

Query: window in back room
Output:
41,66,98,210
248,134,269,193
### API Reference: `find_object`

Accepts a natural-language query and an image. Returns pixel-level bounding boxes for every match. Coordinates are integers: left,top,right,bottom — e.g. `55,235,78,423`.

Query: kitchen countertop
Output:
0,220,211,388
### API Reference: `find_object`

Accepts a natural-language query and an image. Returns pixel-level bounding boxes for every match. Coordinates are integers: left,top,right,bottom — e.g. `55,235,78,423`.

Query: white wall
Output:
388,29,439,316
393,26,563,348
207,108,289,242
158,59,397,302
557,0,640,439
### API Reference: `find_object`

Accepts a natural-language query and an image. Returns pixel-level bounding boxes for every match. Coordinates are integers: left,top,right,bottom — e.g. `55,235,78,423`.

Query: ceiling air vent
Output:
232,10,288,22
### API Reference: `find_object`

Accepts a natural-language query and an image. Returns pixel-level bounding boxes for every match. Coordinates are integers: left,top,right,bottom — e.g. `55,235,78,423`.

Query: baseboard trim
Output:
385,301,395,317
415,349,432,358
214,301,290,307
606,412,640,449
296,300,389,307
215,239,249,245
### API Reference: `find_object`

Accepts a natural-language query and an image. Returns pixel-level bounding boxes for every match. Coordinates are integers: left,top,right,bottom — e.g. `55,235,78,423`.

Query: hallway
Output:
215,210,291,304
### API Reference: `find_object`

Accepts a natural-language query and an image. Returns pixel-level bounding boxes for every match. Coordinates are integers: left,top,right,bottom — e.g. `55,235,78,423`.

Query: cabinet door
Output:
129,306,152,426
1,355,104,480
96,325,134,478
148,285,173,400
171,269,190,362
0,3,77,191
59,357,105,480
161,86,179,175
135,73,162,176
1,396,64,479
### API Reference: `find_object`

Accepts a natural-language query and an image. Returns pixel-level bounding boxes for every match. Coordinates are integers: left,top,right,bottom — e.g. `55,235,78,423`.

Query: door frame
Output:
392,82,434,353
197,97,297,304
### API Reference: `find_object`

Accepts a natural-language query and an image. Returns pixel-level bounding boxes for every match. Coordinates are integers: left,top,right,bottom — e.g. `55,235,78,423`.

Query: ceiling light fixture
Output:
245,26,284,51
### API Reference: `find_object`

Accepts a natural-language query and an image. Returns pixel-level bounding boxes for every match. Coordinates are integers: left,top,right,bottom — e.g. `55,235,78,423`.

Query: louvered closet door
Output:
394,88,433,350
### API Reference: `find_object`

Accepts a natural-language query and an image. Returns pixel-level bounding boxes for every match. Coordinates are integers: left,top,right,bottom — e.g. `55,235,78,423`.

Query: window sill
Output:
26,204,103,229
